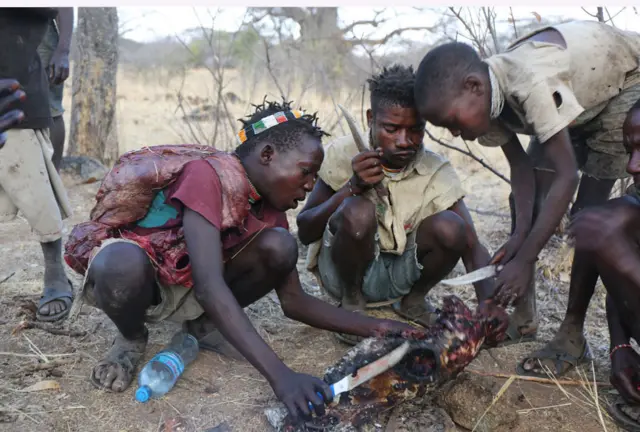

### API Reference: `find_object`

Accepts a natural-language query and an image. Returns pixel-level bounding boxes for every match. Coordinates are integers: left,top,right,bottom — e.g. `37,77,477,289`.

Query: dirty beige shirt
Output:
479,20,640,147
305,133,466,270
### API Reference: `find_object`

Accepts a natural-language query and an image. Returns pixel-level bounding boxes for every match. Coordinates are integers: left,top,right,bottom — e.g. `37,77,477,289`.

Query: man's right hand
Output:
271,370,333,422
611,347,640,404
350,149,384,194
0,79,25,148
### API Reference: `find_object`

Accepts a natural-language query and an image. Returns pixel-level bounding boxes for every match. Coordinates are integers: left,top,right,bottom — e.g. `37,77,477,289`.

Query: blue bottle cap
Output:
135,385,151,403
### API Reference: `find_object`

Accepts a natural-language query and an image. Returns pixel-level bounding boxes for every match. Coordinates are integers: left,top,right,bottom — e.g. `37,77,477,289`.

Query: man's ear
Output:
366,108,373,128
465,73,486,97
259,143,274,166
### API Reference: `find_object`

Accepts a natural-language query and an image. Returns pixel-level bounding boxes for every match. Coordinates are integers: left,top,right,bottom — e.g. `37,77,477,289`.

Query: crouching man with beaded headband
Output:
297,65,495,344
64,99,414,421
414,21,640,375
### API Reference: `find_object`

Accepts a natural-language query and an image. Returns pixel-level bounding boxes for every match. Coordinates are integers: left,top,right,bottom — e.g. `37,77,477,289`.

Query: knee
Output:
255,227,298,275
330,196,377,241
89,242,154,305
425,210,468,252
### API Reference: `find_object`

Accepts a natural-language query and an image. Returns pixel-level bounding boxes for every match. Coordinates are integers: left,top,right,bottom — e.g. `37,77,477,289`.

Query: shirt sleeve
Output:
428,161,467,213
167,159,223,230
510,42,585,144
520,78,585,143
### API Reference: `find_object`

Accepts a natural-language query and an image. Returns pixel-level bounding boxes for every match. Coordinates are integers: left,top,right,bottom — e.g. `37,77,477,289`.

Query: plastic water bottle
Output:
135,331,199,403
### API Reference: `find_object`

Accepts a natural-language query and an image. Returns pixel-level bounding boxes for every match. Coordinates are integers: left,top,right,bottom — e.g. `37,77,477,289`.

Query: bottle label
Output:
154,352,184,377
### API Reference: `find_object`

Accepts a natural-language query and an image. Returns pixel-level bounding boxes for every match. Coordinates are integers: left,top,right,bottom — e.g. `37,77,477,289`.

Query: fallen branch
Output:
466,369,612,387
425,129,510,184
0,271,15,285
13,320,87,338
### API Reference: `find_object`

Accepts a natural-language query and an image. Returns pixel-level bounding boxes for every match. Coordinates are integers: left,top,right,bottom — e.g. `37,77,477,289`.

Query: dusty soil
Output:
0,68,624,431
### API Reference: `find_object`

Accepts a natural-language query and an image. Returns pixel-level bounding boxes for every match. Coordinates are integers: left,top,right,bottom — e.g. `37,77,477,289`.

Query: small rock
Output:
60,155,109,184
437,372,520,431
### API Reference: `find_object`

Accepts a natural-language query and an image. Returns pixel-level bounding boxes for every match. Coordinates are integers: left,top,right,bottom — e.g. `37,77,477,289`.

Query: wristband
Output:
610,343,633,359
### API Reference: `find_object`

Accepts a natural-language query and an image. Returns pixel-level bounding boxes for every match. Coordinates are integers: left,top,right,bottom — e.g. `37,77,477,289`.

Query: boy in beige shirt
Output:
414,20,640,377
297,65,494,344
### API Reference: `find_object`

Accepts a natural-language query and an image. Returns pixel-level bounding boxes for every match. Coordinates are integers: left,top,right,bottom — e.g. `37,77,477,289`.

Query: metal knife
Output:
440,264,503,286
310,340,411,409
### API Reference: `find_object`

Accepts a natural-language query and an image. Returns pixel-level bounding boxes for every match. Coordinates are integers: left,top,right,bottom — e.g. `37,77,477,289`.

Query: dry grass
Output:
0,66,620,431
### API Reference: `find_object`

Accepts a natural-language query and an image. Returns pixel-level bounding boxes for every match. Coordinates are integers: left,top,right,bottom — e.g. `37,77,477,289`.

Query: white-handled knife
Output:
440,264,503,286
310,340,411,408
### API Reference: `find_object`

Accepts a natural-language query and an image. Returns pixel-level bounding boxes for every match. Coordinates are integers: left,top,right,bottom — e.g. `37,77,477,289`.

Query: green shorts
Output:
316,224,423,303
526,79,640,180
36,20,64,118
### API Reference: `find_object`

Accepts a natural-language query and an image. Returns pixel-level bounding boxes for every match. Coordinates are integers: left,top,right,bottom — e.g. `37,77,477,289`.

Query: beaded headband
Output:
236,110,304,145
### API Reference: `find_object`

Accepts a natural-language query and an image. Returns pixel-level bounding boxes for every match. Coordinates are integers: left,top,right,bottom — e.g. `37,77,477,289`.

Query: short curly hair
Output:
414,42,486,111
368,64,416,114
235,97,329,159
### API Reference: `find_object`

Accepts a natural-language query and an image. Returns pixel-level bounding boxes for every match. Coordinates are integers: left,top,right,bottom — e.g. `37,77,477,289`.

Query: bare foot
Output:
91,331,148,392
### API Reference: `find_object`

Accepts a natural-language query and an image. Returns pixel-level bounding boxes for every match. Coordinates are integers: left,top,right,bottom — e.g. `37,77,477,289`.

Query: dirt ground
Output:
0,68,625,431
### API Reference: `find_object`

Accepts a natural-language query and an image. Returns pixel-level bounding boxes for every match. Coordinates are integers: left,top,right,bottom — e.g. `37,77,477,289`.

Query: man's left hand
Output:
492,257,534,307
48,49,70,85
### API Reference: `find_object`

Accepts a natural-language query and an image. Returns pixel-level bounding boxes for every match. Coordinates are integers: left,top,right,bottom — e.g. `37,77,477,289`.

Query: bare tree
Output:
249,8,436,48
68,7,119,165
247,8,439,87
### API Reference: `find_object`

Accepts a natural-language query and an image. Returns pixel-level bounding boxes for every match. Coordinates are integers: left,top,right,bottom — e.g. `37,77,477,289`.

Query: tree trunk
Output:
68,7,119,166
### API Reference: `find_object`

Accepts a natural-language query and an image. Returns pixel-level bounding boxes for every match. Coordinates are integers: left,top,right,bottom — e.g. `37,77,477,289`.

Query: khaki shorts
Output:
36,20,65,118
74,238,204,324
527,79,640,180
316,224,423,304
0,128,72,242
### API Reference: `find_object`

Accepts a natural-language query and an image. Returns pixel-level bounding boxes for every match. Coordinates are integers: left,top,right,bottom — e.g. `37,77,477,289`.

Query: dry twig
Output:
466,369,612,387
425,129,510,184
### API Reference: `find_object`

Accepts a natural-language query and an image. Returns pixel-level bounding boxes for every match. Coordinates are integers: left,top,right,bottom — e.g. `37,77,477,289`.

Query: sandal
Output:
607,395,640,431
36,280,74,322
391,300,438,327
493,322,537,348
515,340,592,378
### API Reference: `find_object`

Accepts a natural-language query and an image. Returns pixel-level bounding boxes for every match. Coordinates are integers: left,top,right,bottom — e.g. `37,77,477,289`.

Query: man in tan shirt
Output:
414,21,640,377
297,65,494,344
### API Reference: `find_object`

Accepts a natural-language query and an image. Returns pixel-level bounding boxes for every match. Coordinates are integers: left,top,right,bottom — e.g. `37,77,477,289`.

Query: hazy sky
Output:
117,6,640,45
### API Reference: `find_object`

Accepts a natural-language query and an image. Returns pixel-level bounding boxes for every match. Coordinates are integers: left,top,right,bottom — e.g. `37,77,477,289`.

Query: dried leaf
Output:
532,11,542,22
21,380,61,392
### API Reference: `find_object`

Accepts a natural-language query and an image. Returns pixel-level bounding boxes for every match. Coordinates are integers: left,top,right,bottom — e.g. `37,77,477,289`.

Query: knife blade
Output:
310,340,411,409
440,265,502,286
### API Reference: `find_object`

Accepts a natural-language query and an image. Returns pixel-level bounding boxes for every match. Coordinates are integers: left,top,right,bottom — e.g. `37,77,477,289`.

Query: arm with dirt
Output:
182,208,332,421
494,130,578,305
276,269,414,337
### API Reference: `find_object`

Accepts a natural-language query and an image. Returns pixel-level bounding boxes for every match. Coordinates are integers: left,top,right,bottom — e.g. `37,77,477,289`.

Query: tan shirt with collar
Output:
305,133,466,270
478,20,640,147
